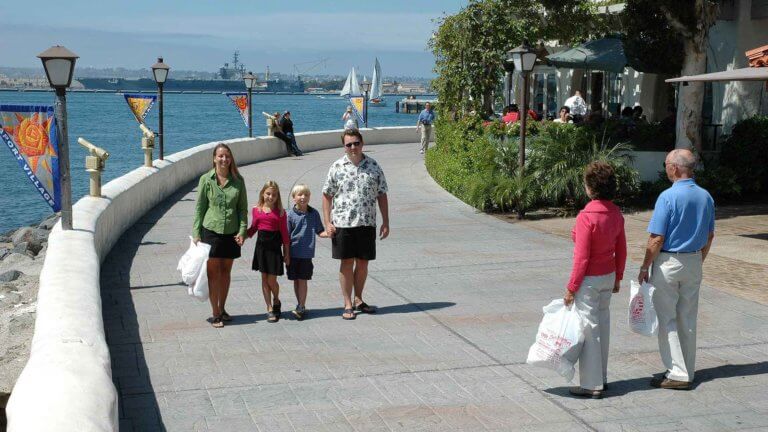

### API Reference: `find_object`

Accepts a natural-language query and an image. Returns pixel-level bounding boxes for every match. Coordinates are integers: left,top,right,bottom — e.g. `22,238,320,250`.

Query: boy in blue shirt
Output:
287,184,328,320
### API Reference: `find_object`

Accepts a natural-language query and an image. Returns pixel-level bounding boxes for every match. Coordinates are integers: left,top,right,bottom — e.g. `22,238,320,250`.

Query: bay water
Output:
0,92,419,233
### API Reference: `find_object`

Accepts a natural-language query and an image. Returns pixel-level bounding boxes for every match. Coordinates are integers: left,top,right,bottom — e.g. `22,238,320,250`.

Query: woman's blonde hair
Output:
257,180,284,212
291,183,311,197
211,143,241,178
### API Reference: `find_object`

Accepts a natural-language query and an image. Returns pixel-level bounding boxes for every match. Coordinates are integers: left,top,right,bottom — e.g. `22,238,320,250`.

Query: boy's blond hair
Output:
291,183,311,197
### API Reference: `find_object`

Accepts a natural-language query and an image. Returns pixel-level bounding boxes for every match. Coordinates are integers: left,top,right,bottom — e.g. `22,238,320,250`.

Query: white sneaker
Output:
419,149,424,154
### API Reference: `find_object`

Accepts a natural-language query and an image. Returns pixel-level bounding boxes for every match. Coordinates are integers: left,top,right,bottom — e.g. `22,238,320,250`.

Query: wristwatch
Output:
640,267,649,272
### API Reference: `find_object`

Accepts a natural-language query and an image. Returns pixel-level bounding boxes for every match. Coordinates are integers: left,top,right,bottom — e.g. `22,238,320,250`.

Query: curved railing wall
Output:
6,126,422,432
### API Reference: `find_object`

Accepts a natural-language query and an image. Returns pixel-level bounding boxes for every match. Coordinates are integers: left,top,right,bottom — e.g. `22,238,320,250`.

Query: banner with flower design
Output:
224,92,250,128
0,105,61,212
349,96,365,124
123,93,157,124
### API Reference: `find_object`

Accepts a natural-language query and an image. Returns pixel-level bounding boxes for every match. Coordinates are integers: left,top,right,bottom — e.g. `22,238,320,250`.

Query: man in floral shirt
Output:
322,129,389,320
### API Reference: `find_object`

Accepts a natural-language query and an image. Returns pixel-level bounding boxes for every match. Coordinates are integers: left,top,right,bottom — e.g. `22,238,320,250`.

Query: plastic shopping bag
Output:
526,299,586,382
177,237,210,301
628,280,658,336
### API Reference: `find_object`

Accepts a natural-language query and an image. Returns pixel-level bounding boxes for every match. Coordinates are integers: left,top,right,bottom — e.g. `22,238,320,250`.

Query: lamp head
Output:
243,71,257,90
152,57,170,84
508,40,537,72
37,45,79,89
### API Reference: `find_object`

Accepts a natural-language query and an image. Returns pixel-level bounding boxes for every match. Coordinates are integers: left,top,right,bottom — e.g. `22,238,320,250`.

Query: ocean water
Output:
0,92,419,233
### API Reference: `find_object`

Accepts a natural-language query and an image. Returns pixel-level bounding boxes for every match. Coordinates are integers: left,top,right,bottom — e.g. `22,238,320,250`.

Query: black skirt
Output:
252,230,284,275
202,227,241,259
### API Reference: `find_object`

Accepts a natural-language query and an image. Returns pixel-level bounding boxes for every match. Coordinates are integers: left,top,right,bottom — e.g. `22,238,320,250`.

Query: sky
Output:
0,0,466,78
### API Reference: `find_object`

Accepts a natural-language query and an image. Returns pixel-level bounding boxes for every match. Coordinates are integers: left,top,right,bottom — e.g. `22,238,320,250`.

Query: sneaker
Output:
419,149,424,154
293,305,306,321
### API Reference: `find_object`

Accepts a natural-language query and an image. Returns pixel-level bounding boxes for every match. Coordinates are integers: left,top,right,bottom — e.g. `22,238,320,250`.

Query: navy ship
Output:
76,52,305,93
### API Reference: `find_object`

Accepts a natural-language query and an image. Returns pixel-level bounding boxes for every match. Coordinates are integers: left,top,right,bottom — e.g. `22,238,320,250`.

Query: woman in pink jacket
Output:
564,161,627,399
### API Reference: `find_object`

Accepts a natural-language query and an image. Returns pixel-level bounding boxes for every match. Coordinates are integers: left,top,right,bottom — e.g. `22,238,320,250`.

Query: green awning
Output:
546,38,627,73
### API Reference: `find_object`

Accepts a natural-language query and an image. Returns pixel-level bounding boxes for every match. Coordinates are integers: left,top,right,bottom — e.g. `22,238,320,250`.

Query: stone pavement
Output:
102,143,768,432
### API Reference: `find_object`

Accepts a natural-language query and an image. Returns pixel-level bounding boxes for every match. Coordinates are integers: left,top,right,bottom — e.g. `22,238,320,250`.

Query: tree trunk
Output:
674,0,718,152
675,39,707,151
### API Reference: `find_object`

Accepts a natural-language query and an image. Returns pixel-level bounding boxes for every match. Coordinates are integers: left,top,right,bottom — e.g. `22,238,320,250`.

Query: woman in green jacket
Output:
192,143,248,327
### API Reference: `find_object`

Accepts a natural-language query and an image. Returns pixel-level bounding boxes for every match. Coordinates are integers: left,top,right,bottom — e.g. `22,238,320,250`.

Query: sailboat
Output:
369,58,387,107
340,67,361,97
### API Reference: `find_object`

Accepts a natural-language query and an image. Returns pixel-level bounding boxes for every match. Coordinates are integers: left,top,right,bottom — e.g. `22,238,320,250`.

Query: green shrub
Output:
718,115,768,195
427,119,642,215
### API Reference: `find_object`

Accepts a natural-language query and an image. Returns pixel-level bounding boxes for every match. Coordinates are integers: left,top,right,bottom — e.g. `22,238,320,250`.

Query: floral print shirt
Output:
322,154,388,228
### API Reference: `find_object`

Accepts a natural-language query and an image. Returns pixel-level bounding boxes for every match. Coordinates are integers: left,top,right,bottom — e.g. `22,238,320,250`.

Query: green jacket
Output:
192,169,248,239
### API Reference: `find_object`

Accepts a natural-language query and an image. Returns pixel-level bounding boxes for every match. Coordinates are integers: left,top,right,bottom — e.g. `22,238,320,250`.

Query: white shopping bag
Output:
177,237,210,301
628,280,658,336
526,299,586,382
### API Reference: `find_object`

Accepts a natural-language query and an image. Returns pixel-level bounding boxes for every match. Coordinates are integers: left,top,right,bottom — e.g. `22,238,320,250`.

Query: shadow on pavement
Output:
271,301,457,320
545,361,768,399
101,179,198,431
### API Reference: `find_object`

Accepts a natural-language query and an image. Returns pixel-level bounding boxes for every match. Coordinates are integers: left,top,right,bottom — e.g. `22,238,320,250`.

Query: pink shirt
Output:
246,207,290,247
567,200,627,292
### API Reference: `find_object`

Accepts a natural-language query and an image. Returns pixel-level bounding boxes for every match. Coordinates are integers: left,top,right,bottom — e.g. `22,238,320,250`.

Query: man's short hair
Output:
341,128,364,144
669,149,697,170
560,106,570,114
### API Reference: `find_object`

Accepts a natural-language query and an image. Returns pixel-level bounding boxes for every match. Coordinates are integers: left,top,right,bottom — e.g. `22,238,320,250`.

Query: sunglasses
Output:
345,141,362,148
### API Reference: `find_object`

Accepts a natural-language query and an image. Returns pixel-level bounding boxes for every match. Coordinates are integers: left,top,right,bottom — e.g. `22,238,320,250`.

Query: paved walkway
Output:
102,143,768,432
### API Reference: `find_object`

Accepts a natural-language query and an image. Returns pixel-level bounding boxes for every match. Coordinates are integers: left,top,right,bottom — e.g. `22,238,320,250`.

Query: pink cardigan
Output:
567,200,627,292
246,207,290,247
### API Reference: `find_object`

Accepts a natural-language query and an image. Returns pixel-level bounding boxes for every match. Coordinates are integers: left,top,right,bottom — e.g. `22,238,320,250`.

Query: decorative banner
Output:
224,92,250,128
0,105,61,212
349,96,365,124
123,93,157,124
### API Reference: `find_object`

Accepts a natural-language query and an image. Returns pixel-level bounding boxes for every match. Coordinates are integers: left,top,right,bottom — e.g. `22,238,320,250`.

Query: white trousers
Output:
574,273,615,390
651,251,703,382
420,125,432,152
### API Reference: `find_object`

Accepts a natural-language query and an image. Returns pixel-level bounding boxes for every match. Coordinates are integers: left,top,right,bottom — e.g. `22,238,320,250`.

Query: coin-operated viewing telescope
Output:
77,137,110,197
139,123,155,167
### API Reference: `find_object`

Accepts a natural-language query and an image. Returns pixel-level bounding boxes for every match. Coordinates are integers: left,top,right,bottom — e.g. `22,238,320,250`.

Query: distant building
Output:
396,83,426,94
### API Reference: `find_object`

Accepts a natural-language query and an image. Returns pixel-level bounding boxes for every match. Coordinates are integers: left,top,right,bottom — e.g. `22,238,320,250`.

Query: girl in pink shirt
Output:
247,181,290,322
564,161,627,399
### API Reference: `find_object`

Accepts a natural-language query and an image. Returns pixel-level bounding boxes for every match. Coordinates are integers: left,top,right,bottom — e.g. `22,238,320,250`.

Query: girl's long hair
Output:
257,180,284,213
211,143,241,179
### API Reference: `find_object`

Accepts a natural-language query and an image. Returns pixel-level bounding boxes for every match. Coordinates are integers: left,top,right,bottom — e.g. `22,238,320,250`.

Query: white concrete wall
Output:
628,151,667,182
6,127,422,432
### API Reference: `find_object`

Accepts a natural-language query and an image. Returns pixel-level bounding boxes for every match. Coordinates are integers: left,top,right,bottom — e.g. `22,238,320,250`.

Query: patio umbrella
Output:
546,38,627,73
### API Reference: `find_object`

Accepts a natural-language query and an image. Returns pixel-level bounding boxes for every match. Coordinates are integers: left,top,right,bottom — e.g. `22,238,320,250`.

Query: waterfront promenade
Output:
103,143,768,431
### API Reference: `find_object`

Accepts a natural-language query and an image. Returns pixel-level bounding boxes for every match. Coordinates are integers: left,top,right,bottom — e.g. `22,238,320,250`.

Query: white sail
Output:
370,58,382,100
341,67,362,97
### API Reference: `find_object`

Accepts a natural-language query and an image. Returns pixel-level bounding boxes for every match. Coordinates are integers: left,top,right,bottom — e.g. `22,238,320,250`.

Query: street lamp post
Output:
507,41,537,219
37,45,78,230
151,57,169,159
242,71,257,138
360,78,371,128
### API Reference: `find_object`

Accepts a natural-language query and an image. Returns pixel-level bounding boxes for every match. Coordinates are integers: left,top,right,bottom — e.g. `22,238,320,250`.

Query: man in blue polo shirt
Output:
417,102,435,154
638,149,715,390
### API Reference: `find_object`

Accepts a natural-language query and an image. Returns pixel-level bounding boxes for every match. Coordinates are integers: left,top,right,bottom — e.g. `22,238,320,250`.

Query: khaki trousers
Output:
420,125,432,152
574,273,615,390
651,251,703,382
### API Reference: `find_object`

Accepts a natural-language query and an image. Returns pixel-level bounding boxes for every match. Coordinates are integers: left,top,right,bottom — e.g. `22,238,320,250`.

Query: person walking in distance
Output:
322,129,390,320
192,143,248,328
639,149,715,390
416,102,435,154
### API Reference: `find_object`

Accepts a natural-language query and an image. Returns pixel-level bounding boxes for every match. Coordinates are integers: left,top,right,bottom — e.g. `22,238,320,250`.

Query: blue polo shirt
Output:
418,109,435,125
647,179,715,252
287,205,325,259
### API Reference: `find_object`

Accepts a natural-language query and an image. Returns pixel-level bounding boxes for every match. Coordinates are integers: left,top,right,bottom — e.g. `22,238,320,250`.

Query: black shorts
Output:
202,227,241,259
331,226,376,260
287,258,314,280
